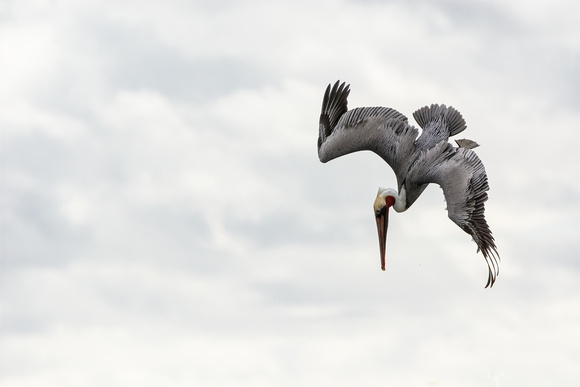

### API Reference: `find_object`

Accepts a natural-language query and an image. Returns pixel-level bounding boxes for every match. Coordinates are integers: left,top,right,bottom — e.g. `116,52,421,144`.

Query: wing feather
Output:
317,81,416,188
318,81,350,148
336,106,407,128
420,146,500,287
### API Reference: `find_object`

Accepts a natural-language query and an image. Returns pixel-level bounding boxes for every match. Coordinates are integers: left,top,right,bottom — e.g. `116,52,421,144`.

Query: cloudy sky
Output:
2,0,579,385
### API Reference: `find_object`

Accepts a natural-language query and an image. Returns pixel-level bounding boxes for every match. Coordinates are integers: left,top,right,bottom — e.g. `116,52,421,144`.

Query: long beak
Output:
375,206,389,271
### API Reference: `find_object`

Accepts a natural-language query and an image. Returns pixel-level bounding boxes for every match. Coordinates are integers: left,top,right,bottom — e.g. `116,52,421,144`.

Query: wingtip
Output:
483,248,500,288
319,80,351,143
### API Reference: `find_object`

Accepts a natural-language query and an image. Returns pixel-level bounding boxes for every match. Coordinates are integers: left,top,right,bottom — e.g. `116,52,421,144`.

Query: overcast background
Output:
1,0,579,386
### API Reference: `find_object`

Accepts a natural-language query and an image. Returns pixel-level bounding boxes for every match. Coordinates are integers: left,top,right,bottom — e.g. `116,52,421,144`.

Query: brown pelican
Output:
318,81,500,287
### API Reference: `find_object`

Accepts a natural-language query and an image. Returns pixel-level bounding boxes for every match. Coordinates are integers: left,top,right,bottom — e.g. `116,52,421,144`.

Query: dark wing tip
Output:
469,193,500,288
318,80,350,148
468,193,500,289
482,242,500,288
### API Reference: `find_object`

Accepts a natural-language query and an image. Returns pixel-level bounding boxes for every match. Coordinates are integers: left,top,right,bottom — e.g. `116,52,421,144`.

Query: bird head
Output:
373,187,399,271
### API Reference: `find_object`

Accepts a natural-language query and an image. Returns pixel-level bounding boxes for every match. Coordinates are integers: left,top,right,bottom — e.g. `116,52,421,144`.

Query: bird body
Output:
318,81,500,287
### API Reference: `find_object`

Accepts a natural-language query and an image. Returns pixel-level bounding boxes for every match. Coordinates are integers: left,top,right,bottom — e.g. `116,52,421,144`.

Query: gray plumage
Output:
318,81,500,287
455,138,480,149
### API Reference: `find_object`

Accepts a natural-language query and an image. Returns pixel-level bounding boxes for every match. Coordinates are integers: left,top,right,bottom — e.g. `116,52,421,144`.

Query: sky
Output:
1,0,579,386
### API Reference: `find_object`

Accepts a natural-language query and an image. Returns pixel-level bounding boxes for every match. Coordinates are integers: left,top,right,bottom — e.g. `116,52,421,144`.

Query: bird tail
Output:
413,104,466,137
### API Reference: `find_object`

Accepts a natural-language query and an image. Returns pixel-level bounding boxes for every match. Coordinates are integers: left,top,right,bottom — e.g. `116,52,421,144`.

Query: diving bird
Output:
317,81,500,287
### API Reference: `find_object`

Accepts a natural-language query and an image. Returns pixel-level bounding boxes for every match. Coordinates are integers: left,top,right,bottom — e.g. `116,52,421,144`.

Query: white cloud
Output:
2,0,579,386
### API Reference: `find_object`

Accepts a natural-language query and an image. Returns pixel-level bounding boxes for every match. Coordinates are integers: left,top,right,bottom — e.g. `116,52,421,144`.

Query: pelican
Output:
318,81,500,287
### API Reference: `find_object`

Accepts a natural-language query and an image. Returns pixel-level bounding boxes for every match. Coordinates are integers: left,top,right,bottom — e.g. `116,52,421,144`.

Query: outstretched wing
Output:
317,81,418,187
420,144,500,287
